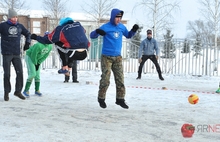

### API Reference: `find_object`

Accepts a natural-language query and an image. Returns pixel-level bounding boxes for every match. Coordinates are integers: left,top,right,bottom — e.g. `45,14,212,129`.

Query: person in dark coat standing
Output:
63,60,79,83
0,8,31,101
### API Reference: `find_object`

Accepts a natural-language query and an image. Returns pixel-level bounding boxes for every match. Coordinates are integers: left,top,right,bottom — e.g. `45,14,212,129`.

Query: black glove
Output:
23,42,30,51
55,41,64,47
96,29,106,36
131,24,139,32
35,64,40,71
31,34,37,40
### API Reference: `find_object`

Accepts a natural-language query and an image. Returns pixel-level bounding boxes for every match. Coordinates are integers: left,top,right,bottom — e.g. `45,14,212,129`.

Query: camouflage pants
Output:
98,55,125,99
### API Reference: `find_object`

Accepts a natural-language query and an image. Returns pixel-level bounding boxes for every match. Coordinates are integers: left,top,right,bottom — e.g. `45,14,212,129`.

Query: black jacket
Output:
0,20,31,55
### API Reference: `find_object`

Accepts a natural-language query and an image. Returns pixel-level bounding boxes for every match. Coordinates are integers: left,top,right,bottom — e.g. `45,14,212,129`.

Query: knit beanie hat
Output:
8,8,18,19
59,17,74,26
147,29,152,34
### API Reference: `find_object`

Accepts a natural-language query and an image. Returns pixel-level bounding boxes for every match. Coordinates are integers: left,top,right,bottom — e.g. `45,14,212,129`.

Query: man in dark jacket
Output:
0,8,31,101
30,17,89,74
63,60,79,83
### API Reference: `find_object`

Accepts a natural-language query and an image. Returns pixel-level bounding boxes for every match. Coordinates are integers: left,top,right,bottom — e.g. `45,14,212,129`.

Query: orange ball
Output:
188,94,199,104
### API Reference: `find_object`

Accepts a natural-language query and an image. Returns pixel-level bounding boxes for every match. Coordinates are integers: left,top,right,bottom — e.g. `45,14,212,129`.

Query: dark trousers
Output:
3,55,23,93
57,49,87,66
138,55,162,77
69,60,77,81
57,49,68,66
63,60,78,82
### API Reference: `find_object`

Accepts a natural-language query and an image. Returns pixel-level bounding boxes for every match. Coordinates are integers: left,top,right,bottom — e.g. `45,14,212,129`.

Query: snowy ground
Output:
1,67,220,142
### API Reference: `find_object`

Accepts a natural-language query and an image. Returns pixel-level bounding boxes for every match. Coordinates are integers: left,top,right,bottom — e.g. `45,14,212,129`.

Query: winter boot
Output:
98,97,107,108
136,76,141,79
14,91,26,100
159,74,164,80
23,91,30,97
4,92,9,101
136,72,141,79
137,70,142,79
64,75,70,83
115,98,129,109
72,80,79,83
216,88,220,93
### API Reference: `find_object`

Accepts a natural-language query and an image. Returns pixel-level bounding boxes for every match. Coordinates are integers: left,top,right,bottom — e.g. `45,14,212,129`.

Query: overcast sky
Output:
32,0,200,39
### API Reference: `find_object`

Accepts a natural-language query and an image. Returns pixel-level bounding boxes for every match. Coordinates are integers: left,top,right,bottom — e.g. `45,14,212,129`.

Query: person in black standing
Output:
64,60,79,83
0,8,31,101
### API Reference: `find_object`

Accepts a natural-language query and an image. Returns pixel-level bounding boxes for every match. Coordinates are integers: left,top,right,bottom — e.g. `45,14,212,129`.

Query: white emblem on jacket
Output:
113,31,120,39
8,26,18,35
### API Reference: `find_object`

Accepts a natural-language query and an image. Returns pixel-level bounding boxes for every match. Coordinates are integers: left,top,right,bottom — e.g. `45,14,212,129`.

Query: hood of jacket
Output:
110,8,124,25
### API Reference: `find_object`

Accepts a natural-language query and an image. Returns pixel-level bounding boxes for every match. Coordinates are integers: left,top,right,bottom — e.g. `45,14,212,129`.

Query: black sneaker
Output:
115,99,129,109
159,75,164,80
98,98,107,108
14,92,26,100
4,93,9,101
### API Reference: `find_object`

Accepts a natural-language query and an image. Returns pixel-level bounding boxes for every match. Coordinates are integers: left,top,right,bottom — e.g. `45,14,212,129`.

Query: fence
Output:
0,38,219,77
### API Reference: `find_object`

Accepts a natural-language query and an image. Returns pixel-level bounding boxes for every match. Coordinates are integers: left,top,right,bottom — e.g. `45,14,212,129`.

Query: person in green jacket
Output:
23,32,53,97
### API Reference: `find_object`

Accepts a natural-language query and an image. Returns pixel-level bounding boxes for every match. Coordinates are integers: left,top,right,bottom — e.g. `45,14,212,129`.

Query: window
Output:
33,21,41,34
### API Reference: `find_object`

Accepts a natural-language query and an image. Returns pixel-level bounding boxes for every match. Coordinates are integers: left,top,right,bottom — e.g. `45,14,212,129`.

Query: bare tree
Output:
81,0,117,27
198,0,220,69
187,20,214,44
81,0,117,69
133,0,180,39
0,0,28,13
199,0,220,45
187,20,217,75
42,0,70,30
42,0,70,68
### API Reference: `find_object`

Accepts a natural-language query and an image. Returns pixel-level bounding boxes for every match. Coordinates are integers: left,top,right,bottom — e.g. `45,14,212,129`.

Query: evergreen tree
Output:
161,29,176,58
181,38,190,53
129,26,143,58
192,34,203,58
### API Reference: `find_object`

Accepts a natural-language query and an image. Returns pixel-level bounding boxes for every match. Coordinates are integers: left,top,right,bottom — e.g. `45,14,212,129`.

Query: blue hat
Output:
59,17,74,26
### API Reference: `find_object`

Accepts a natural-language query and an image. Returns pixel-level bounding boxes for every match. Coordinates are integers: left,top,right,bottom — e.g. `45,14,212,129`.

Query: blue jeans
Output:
3,55,23,93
